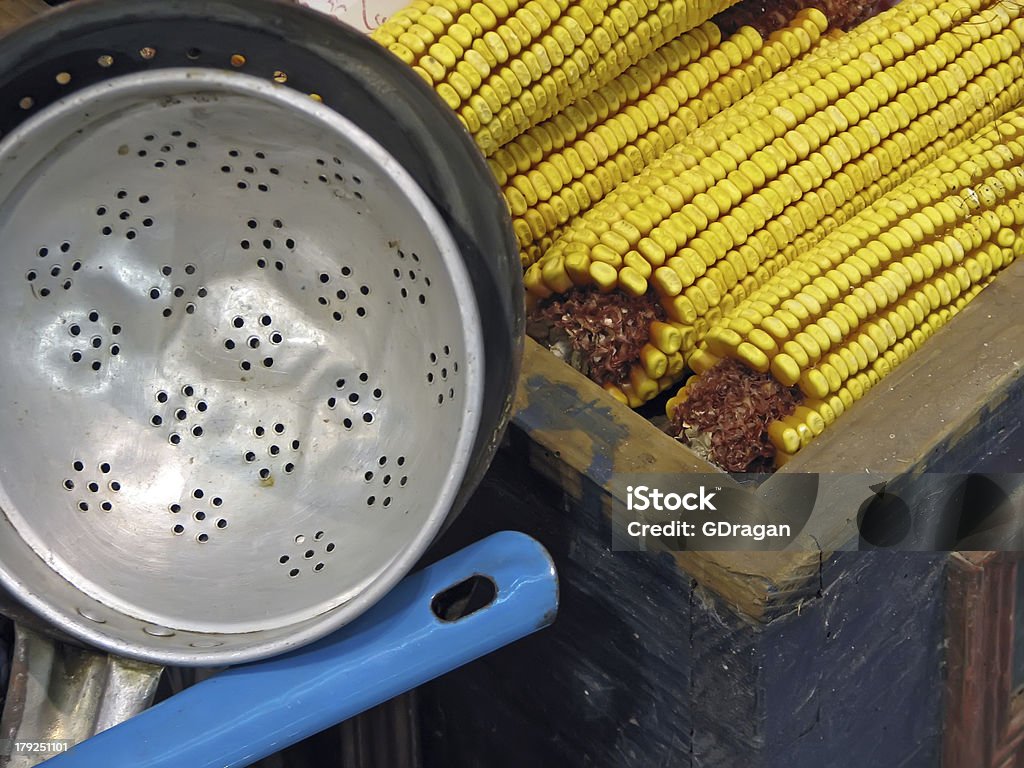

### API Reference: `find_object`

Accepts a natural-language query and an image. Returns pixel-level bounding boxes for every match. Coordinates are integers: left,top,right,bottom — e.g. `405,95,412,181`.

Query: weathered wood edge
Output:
512,258,1024,620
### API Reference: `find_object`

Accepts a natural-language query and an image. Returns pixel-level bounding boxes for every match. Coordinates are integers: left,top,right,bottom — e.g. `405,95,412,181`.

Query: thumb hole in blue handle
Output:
430,574,497,622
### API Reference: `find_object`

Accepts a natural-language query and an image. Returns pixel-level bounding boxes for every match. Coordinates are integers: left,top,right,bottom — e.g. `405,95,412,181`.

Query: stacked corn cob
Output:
505,18,817,266
373,0,1024,470
668,108,1024,468
371,0,743,155
525,0,1024,408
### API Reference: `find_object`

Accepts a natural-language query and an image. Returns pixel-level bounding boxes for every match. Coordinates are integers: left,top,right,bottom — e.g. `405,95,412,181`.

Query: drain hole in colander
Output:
279,532,337,578
170,490,229,542
68,460,121,514
245,423,299,479
151,385,207,444
30,242,82,298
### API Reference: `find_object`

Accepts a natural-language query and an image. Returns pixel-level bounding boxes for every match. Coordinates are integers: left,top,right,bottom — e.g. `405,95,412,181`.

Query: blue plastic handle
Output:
44,531,558,768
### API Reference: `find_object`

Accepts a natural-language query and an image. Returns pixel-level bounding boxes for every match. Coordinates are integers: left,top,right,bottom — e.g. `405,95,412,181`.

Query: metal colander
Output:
0,0,523,666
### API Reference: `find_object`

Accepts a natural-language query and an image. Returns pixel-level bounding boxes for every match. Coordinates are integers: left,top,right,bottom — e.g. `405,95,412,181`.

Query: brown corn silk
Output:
669,359,802,471
531,291,665,385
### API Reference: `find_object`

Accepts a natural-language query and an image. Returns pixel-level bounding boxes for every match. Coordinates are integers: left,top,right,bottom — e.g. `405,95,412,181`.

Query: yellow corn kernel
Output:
604,383,629,405
793,406,826,436
650,321,683,354
768,420,802,454
541,255,574,293
630,365,660,402
590,260,619,292
640,344,669,379
799,368,830,399
687,348,722,375
618,266,648,297
524,262,553,298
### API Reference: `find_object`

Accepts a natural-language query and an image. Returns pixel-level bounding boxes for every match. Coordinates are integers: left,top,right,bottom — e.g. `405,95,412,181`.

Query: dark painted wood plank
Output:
759,552,948,767
422,452,697,767
420,456,953,767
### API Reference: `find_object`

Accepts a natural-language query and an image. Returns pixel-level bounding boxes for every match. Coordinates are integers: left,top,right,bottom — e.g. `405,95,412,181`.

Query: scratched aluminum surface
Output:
0,68,484,665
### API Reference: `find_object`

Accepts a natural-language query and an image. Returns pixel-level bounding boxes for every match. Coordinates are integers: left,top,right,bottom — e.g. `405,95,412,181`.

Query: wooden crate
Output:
415,240,1024,766
511,255,1024,617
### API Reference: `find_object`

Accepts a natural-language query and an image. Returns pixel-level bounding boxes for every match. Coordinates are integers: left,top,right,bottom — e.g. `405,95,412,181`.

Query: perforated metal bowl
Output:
0,0,522,665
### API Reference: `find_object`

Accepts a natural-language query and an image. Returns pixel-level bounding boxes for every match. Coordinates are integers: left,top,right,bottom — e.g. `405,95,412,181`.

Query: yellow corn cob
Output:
373,0,744,155
529,0,1024,400
510,18,820,266
678,108,1024,464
